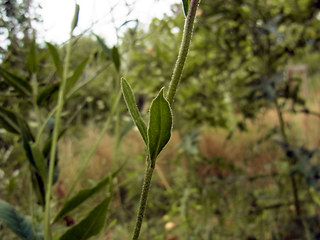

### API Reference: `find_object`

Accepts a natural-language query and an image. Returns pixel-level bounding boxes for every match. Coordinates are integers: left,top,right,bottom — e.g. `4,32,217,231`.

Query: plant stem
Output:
131,1,200,239
290,174,301,217
43,34,73,240
111,72,121,166
274,99,287,143
274,99,301,218
167,0,199,105
31,73,42,131
132,160,154,240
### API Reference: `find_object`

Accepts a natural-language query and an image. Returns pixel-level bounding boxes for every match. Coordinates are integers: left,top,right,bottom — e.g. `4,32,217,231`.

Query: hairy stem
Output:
167,0,199,104
132,160,154,240
132,1,200,239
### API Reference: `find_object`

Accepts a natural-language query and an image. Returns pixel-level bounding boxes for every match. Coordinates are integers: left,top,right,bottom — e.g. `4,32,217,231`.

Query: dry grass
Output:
57,110,320,187
198,126,279,177
56,87,320,197
57,127,115,194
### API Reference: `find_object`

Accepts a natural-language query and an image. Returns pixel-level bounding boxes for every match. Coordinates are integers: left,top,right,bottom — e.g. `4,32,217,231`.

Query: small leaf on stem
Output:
121,78,148,145
0,67,32,96
148,88,172,165
182,0,191,17
46,42,63,79
71,4,80,33
26,37,38,74
112,46,121,72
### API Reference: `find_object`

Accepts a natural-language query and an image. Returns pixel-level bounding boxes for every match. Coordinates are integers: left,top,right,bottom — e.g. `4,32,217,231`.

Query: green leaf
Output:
310,187,320,206
95,35,111,59
0,106,20,134
66,57,89,92
53,165,123,222
4,115,42,206
36,82,60,106
0,199,35,240
20,130,46,207
0,67,32,96
16,118,45,206
112,46,121,72
71,4,80,33
148,88,172,164
59,195,111,240
26,37,38,73
30,143,47,185
16,115,34,144
0,108,34,144
121,78,147,145
18,119,34,143
46,42,63,78
30,170,46,207
182,0,191,16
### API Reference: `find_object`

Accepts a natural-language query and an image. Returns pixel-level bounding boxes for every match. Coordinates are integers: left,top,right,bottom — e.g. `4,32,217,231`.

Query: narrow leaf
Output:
30,143,47,184
310,187,320,206
59,195,112,240
121,78,147,145
95,35,111,59
71,4,80,33
17,116,36,169
112,46,121,71
182,0,191,16
26,37,38,73
20,129,46,207
46,42,63,78
66,57,89,92
0,67,32,96
30,170,46,207
16,115,34,143
0,106,20,134
15,117,45,206
0,108,34,144
0,199,35,240
36,82,60,106
148,88,172,164
53,165,123,222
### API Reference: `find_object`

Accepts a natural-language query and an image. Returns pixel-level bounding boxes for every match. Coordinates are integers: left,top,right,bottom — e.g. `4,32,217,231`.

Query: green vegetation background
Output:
1,0,320,239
